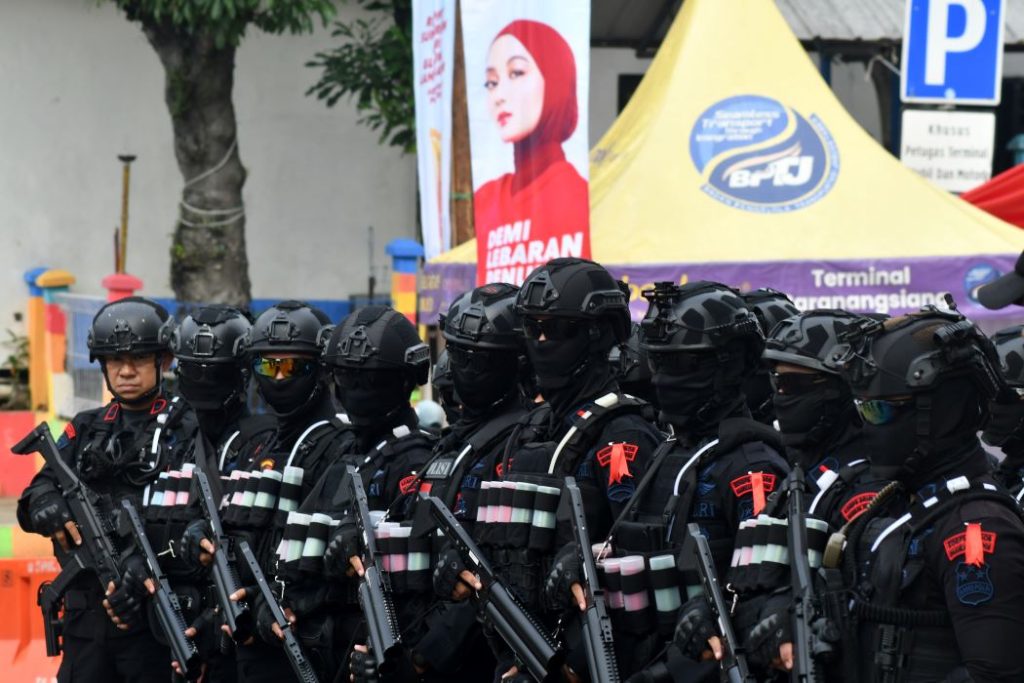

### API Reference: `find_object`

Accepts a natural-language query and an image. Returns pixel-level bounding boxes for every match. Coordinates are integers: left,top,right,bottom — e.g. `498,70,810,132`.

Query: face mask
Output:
255,372,320,417
982,398,1024,447
334,369,410,426
451,350,519,411
863,407,921,481
526,333,593,391
177,371,243,411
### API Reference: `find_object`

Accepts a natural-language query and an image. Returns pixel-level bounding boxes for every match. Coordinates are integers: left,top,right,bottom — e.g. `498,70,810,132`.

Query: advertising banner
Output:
420,254,1019,331
461,0,591,285
412,0,455,260
900,109,995,193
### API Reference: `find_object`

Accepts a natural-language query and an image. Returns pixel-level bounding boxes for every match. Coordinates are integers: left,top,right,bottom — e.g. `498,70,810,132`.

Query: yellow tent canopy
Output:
423,0,1024,325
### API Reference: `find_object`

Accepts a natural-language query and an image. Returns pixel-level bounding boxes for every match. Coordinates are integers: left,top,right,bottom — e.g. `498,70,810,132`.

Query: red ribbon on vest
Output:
944,523,996,565
730,472,776,515
596,442,639,486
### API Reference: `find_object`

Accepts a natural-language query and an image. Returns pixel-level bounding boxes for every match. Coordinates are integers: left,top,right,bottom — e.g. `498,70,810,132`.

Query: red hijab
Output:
494,20,578,190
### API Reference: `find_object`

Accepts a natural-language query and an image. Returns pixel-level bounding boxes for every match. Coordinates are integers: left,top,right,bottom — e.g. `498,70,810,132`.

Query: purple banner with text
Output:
420,254,1024,330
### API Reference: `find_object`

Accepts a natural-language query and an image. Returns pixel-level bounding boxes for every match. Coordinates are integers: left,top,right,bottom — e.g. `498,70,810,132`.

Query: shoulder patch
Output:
944,523,996,565
596,442,638,486
399,474,420,495
840,492,878,522
955,561,994,606
730,472,776,516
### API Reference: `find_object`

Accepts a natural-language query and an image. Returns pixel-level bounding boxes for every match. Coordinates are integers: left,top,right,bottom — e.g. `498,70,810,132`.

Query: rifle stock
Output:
193,466,254,643
787,467,828,682
237,540,320,683
564,478,620,682
687,523,756,683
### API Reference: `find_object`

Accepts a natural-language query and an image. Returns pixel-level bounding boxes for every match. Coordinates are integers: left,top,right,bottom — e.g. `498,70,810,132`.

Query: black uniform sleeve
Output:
929,499,1024,682
720,442,790,532
16,415,88,533
588,414,663,520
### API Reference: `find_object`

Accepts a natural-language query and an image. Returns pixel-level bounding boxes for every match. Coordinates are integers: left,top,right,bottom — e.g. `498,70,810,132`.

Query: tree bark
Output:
141,20,252,306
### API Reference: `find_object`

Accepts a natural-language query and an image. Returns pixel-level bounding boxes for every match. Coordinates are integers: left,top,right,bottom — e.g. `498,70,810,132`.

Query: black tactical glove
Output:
323,522,361,578
178,519,212,570
106,555,150,627
432,546,468,599
744,596,792,671
253,593,282,647
673,596,718,661
29,490,72,537
350,646,381,683
350,644,422,683
543,543,581,611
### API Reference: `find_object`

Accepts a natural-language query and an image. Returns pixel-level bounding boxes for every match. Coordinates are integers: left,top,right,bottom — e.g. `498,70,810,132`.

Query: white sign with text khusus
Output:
900,109,995,192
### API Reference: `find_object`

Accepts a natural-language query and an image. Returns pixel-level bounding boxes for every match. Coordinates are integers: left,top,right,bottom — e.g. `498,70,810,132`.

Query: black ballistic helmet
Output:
324,306,430,386
991,325,1024,387
516,258,630,343
764,309,866,374
88,296,174,362
640,281,764,361
442,283,523,351
826,307,1002,401
241,300,332,358
741,288,800,336
171,305,252,363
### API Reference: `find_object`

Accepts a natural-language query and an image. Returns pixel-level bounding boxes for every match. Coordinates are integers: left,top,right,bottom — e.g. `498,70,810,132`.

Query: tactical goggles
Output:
769,370,828,395
176,361,240,383
252,356,317,379
854,397,912,425
647,350,717,375
522,317,585,341
447,344,504,372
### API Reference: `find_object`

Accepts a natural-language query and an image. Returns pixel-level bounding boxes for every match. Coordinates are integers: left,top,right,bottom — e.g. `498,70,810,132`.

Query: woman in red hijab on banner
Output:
474,19,591,285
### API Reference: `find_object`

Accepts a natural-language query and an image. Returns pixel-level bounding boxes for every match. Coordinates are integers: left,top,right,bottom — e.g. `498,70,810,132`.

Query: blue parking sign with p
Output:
902,0,1005,105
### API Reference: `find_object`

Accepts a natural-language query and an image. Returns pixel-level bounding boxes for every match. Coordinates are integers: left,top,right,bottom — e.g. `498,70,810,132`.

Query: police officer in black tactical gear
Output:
740,287,799,425
170,304,276,683
348,284,532,682
729,310,891,676
823,306,1024,682
18,296,201,683
980,324,1024,501
612,281,788,682
466,258,662,682
284,305,436,681
226,300,353,683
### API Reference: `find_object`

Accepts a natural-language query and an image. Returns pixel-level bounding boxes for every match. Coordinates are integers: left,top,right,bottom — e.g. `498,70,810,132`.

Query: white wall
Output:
0,0,417,334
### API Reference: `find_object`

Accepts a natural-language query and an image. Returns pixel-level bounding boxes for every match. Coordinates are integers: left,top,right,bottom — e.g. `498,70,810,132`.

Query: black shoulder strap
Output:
550,393,653,476
465,408,529,454
716,416,783,454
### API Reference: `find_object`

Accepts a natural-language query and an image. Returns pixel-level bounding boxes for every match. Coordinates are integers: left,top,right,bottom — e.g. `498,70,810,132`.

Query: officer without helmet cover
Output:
170,304,252,411
443,283,527,411
826,306,1003,483
240,300,332,417
88,296,175,404
324,305,429,426
639,280,764,431
516,258,629,392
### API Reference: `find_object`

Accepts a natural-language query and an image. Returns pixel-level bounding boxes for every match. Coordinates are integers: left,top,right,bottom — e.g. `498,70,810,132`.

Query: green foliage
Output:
0,330,29,411
108,0,336,48
306,0,415,154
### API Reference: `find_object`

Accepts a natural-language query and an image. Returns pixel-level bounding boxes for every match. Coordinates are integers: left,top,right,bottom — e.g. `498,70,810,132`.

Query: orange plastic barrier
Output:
0,558,60,682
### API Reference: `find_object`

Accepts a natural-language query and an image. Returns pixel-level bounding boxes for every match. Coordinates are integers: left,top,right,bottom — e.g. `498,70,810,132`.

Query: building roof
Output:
592,0,1024,55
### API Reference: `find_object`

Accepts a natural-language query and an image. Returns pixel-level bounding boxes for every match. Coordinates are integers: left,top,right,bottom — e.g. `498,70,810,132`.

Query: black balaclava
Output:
255,360,323,420
865,377,985,489
774,374,860,469
653,340,748,439
527,320,618,420
334,368,412,430
451,349,521,421
744,371,775,425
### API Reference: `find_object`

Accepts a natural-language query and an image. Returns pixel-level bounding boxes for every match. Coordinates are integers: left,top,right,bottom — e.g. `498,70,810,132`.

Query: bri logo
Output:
689,95,839,213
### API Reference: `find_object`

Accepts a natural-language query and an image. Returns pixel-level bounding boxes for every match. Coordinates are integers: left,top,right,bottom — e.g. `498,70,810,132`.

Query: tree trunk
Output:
141,20,252,306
